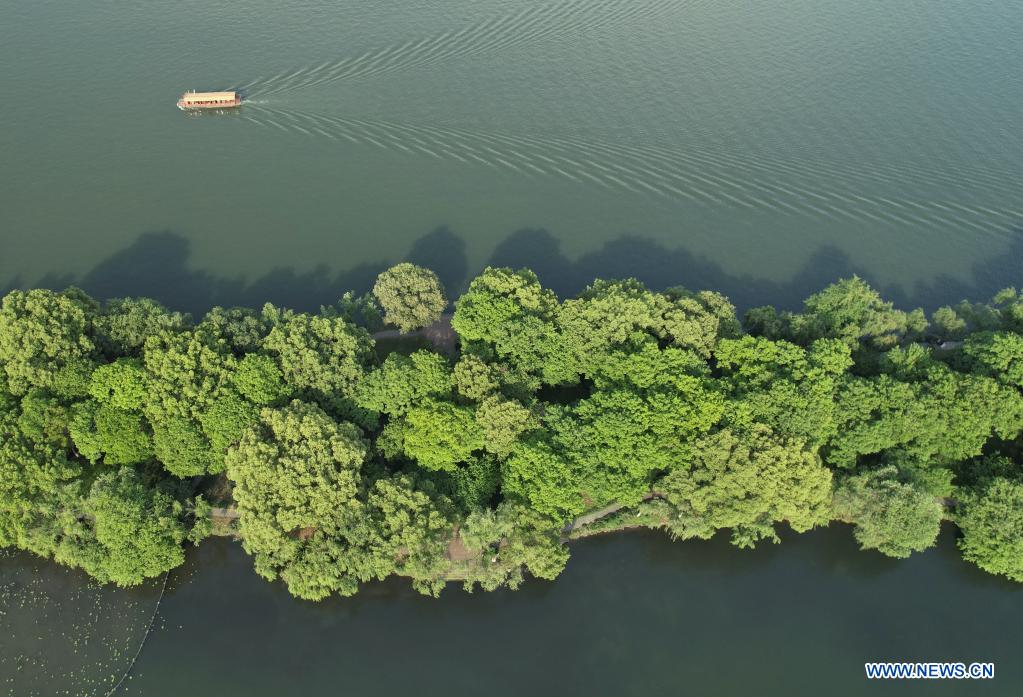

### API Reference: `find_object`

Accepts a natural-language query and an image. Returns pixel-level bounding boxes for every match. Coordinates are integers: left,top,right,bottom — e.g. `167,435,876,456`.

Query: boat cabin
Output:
177,91,242,110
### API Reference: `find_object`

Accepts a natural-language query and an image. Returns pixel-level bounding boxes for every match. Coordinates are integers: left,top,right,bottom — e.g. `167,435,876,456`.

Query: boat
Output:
177,90,242,110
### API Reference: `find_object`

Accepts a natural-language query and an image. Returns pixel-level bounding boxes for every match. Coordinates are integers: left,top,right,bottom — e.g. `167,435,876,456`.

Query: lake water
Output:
2,0,1021,314
4,527,1022,696
2,0,1022,694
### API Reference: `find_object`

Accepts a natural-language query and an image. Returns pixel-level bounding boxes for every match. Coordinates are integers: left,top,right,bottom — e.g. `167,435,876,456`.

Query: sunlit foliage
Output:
2,272,1023,597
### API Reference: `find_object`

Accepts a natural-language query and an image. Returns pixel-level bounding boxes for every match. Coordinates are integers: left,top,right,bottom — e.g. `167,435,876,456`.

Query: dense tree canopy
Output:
76,468,188,586
2,272,1023,598
452,267,566,386
746,276,927,351
657,426,832,547
955,477,1023,582
94,297,190,356
0,289,96,395
373,263,448,333
262,307,374,417
226,400,371,599
832,466,942,558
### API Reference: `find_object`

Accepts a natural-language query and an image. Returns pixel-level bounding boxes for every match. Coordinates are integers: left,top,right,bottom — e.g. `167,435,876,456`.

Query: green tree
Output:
826,365,1023,471
17,390,72,449
196,305,273,354
232,353,289,405
989,288,1023,333
566,355,725,510
0,289,97,395
401,399,485,471
475,396,536,457
657,426,832,547
143,329,234,420
262,309,374,415
449,456,501,512
558,279,667,377
452,354,498,400
324,291,385,333
356,351,452,416
88,358,148,410
662,287,741,357
930,306,968,341
225,401,372,600
955,477,1023,582
746,277,926,351
460,502,569,591
452,267,566,385
373,263,447,333
833,466,942,558
962,331,1023,389
70,401,154,466
935,288,1023,337
0,412,80,550
94,297,190,356
715,337,850,448
71,468,187,586
50,359,96,400
197,390,259,457
140,329,230,474
501,433,584,519
365,474,455,596
152,414,216,477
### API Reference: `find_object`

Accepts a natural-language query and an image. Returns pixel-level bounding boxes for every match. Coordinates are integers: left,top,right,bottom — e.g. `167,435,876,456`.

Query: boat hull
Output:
177,98,242,110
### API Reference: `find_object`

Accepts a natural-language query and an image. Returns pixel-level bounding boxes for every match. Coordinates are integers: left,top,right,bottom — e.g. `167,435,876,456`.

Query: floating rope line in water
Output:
104,571,170,697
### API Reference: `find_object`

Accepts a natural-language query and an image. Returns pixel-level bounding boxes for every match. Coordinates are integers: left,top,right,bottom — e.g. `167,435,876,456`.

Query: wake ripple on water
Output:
239,104,1021,238
239,0,699,96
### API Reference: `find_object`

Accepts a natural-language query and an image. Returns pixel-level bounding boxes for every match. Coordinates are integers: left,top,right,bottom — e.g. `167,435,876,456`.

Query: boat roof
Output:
181,91,237,100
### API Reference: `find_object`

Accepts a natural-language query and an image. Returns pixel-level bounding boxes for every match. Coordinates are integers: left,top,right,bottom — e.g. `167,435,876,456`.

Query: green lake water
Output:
2,0,1021,314
2,0,1022,694
4,528,1022,696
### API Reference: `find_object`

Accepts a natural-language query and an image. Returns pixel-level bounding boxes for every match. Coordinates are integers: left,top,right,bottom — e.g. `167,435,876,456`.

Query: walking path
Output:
371,314,458,354
209,507,240,521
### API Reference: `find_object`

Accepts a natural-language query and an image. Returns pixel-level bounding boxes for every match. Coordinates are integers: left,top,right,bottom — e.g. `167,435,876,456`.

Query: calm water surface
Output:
1,0,1021,313
4,528,1021,695
2,1,1022,694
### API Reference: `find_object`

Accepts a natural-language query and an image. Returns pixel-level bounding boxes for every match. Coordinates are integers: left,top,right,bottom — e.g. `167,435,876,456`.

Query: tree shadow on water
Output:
2,228,469,317
4,222,1020,315
488,226,1023,312
406,226,468,297
72,232,236,314
490,227,861,311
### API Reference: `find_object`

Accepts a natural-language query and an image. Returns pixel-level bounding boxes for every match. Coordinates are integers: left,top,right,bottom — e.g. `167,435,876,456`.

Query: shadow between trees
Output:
3,224,1020,316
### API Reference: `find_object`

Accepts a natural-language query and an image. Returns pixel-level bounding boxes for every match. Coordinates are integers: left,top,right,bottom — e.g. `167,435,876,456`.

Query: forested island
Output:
2,264,1023,600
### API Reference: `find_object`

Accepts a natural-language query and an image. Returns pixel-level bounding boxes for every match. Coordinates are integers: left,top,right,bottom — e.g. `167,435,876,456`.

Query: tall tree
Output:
955,477,1023,582
657,426,832,547
262,308,374,417
0,289,97,395
69,468,188,586
226,401,374,600
94,297,190,356
373,263,447,333
746,276,927,351
832,466,942,558
452,267,567,386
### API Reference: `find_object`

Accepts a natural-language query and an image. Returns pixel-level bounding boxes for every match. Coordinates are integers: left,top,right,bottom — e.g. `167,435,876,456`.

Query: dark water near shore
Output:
5,527,1022,696
135,527,1023,697
3,0,1023,694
